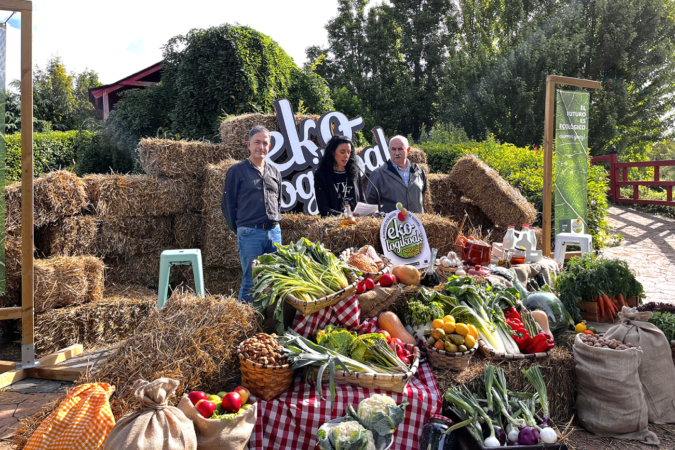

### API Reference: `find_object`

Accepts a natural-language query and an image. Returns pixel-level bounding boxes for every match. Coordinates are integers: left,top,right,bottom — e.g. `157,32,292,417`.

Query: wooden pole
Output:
20,8,34,365
543,76,555,257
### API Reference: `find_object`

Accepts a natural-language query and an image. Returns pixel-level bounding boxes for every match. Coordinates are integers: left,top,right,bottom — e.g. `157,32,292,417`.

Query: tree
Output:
72,69,102,125
33,57,77,130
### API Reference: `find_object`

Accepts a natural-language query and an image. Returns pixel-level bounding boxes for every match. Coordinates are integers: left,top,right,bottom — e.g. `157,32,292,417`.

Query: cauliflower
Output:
357,394,397,420
333,421,366,439
366,431,376,450
317,420,376,450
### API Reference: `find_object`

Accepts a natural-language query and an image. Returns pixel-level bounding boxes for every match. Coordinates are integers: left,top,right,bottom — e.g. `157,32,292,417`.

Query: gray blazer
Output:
366,160,427,214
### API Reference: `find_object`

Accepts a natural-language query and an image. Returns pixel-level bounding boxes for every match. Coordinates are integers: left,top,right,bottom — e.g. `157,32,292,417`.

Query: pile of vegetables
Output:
279,330,410,410
317,394,409,450
648,312,675,342
554,254,644,323
252,238,359,333
444,366,559,447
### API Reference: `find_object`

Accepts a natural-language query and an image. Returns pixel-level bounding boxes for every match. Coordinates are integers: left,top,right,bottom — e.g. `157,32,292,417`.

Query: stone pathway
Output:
600,205,675,305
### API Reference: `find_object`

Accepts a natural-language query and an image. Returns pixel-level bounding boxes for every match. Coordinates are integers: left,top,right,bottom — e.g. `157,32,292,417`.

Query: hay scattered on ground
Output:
202,159,240,268
35,285,157,356
77,292,261,419
137,138,234,179
449,154,537,227
173,213,204,249
434,345,576,424
428,174,463,218
219,113,321,161
37,216,100,257
84,174,202,217
34,256,105,313
6,170,89,231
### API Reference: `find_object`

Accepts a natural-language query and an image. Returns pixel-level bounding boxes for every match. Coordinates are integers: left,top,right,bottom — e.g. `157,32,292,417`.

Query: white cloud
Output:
2,0,339,86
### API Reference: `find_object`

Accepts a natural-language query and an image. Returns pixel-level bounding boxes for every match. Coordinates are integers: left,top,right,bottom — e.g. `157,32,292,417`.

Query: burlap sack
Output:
605,306,675,424
573,333,659,444
104,378,197,450
178,395,256,450
358,285,403,318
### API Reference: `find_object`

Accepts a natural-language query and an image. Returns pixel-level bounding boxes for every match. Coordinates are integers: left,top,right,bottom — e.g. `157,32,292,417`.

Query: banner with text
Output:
380,203,431,268
555,90,589,234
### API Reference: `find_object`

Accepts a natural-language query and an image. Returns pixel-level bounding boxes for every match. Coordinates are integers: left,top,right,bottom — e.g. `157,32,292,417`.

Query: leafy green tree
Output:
33,57,77,130
72,69,102,125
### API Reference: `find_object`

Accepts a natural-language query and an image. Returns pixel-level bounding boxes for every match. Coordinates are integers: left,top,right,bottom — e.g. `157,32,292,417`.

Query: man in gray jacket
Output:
366,135,427,213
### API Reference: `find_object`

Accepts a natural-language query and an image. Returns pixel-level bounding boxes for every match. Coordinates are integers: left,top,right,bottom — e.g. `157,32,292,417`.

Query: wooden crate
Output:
578,301,612,323
626,296,639,308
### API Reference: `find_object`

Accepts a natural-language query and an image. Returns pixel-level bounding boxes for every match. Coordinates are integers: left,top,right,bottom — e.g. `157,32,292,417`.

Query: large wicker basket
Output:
477,338,552,360
238,341,294,401
316,344,420,393
339,248,392,283
285,280,359,315
424,340,477,371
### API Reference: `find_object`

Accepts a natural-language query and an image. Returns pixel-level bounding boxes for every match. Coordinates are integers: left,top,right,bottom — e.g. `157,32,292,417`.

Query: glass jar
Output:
510,246,526,265
418,415,459,450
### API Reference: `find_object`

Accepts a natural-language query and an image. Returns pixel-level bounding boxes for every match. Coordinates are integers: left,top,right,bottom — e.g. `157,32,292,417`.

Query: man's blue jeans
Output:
237,225,281,303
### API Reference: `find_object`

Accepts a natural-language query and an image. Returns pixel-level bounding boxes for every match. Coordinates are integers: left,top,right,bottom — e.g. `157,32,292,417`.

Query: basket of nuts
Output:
238,333,294,401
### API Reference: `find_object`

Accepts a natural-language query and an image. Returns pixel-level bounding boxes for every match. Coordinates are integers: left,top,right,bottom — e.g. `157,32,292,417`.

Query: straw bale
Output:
408,147,427,165
449,154,537,227
4,231,23,304
280,213,322,245
77,292,261,419
202,159,240,267
420,163,433,214
428,174,463,218
420,214,461,256
34,255,104,313
34,285,157,356
456,197,495,235
173,213,204,249
434,347,576,424
97,216,174,256
137,138,233,179
6,170,89,231
104,252,194,288
204,267,243,297
83,174,202,217
219,113,320,161
37,216,100,257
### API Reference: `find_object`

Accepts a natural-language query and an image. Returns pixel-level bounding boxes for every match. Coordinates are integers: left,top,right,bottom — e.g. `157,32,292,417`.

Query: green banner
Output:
555,90,589,235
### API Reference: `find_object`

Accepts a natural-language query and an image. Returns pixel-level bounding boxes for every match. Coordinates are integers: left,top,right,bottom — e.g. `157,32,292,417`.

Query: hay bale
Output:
449,155,537,227
37,216,100,257
420,163,433,214
456,197,495,236
434,347,576,424
77,292,261,419
409,147,427,165
34,255,104,313
4,231,24,304
34,285,157,356
428,174,463,217
280,214,322,245
6,170,89,231
205,267,243,297
104,252,193,288
219,113,320,161
173,213,204,249
420,214,461,256
202,159,240,268
137,138,234,179
84,174,202,217
97,216,174,257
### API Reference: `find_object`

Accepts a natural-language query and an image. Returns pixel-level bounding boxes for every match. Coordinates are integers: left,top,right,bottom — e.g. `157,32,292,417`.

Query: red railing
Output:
590,153,675,206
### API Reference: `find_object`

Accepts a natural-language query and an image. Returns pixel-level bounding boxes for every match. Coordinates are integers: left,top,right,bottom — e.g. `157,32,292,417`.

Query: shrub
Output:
421,134,612,248
73,129,138,177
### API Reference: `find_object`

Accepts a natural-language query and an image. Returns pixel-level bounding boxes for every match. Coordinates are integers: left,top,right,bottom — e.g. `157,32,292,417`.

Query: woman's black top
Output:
314,165,366,217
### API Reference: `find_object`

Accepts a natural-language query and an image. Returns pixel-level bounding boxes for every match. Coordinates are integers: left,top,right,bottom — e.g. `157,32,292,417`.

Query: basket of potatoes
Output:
238,333,294,401
423,316,479,371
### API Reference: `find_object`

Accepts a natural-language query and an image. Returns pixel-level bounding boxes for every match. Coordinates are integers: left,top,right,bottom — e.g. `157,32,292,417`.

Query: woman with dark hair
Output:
314,135,367,217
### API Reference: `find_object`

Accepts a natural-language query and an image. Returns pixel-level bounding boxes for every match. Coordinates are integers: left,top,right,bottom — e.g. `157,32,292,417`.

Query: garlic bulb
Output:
441,257,452,267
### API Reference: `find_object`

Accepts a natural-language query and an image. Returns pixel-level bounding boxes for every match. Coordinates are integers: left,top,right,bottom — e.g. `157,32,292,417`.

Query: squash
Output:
378,312,416,345
392,265,420,285
530,310,551,335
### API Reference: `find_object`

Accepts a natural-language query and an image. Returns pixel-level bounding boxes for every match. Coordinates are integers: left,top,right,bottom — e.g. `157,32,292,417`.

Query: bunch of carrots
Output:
594,293,627,322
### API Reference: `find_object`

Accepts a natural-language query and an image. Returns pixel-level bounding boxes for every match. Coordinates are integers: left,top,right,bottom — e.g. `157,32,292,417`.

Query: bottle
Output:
419,415,459,450
502,226,516,250
340,204,357,227
526,225,537,250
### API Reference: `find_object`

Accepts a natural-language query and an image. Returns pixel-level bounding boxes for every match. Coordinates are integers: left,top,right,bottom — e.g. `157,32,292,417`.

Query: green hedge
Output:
5,131,95,182
421,136,613,248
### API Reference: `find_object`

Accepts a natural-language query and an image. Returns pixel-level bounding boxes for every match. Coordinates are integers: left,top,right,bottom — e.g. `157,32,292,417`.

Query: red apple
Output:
222,392,242,413
188,391,208,406
379,273,394,287
195,399,216,418
364,278,375,290
391,275,398,284
376,329,391,342
233,386,250,404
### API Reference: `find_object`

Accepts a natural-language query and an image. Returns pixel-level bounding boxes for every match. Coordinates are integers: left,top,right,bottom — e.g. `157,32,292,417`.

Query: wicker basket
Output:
285,280,359,315
339,248,392,283
424,340,477,371
317,344,420,393
238,341,294,401
477,338,552,360
436,264,460,282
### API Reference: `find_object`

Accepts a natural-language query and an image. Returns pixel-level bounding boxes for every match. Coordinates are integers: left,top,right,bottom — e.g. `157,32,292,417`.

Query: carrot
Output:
604,295,615,317
598,295,605,317
618,293,626,307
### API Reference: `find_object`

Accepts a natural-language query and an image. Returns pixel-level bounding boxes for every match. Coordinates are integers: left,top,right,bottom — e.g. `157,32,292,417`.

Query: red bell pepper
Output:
503,306,521,321
506,318,524,330
525,332,555,354
511,329,531,351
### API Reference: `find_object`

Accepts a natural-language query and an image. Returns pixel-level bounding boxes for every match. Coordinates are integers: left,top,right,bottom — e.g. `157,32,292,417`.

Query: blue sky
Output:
0,0,340,85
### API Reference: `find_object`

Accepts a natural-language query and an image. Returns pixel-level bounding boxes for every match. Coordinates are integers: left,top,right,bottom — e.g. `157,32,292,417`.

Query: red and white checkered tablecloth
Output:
248,295,443,449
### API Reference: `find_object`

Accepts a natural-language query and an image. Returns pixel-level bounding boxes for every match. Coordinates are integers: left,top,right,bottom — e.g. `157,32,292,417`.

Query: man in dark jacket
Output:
366,135,427,213
221,126,282,303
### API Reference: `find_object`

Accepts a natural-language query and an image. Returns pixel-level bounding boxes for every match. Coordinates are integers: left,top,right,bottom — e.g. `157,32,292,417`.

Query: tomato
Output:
583,330,594,335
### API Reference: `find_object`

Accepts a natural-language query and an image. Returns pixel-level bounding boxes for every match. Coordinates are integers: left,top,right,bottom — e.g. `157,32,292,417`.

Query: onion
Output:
518,426,540,445
483,436,501,447
540,426,558,444
507,428,520,443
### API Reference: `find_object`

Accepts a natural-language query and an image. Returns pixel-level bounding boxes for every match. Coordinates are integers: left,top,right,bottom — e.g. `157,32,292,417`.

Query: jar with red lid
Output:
419,415,460,450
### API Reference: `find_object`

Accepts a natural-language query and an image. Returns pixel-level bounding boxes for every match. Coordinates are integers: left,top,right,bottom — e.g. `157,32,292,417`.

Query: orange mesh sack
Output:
104,378,197,450
25,383,116,450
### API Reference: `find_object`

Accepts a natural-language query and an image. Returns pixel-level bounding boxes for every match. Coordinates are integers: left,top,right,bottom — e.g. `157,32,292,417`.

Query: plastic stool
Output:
158,249,205,309
553,233,594,264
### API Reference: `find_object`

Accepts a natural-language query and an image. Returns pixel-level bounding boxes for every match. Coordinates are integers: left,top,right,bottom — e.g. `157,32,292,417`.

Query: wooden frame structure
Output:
543,75,601,257
0,0,84,388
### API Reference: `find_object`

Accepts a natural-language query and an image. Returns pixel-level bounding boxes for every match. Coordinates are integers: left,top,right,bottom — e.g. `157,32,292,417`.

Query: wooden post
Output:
542,75,601,257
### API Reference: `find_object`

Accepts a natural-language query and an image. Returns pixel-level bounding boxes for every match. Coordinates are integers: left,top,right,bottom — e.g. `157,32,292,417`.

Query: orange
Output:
442,322,455,334
432,319,445,329
467,324,479,339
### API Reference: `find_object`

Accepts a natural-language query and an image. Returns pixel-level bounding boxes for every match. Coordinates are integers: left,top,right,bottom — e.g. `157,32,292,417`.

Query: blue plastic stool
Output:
158,249,205,309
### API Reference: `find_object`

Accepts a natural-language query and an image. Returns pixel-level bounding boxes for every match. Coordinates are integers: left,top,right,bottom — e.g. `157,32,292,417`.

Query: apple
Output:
241,403,253,411
217,391,228,399
222,392,242,413
376,329,391,342
364,278,375,290
195,399,216,418
188,391,208,406
379,273,394,287
234,386,250,404
215,400,224,414
207,394,221,403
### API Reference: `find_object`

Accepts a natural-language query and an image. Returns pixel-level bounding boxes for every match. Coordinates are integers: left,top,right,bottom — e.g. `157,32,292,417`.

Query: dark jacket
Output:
366,160,427,213
314,165,366,217
221,159,282,232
